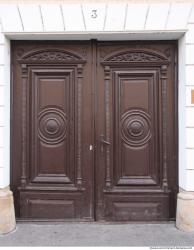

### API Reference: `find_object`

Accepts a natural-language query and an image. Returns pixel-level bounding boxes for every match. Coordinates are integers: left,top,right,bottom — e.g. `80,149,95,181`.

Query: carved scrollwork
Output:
121,109,151,147
17,49,86,63
101,49,169,64
108,52,163,62
38,107,67,145
27,52,79,61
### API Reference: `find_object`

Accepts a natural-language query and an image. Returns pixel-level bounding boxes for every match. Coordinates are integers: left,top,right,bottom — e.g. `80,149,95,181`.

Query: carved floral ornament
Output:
101,49,170,65
17,48,86,64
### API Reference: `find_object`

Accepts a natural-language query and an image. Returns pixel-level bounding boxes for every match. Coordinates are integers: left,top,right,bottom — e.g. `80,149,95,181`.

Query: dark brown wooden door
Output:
11,41,178,221
11,41,94,220
95,42,178,221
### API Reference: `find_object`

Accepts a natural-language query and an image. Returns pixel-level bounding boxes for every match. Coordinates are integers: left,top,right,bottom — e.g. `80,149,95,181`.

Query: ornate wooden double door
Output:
11,41,178,221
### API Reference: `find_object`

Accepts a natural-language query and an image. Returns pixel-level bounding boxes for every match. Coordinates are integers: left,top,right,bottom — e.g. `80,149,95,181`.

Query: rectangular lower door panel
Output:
20,192,83,219
105,194,169,221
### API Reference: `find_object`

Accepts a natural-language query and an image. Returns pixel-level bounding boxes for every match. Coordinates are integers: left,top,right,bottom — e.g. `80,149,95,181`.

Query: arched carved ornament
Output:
101,48,170,66
17,48,86,64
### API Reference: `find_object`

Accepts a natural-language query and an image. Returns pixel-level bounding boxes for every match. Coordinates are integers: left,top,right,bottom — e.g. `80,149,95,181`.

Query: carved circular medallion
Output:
44,118,60,135
121,110,151,147
38,108,67,144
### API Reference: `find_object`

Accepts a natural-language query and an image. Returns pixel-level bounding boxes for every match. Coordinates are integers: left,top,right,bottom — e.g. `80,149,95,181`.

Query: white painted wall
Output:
0,2,193,191
184,11,194,191
178,35,187,190
0,22,10,188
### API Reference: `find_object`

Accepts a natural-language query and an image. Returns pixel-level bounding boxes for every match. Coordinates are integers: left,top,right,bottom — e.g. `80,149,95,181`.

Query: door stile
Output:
91,40,98,221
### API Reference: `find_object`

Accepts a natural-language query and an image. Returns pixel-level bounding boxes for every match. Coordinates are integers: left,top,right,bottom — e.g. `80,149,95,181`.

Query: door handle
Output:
100,134,110,145
100,135,110,153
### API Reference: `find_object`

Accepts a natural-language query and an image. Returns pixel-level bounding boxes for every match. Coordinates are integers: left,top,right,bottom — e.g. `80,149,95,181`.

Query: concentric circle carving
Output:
38,108,67,144
121,110,151,147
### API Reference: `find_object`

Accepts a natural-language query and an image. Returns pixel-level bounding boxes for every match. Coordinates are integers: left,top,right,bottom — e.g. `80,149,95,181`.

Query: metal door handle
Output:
101,139,110,145
100,135,110,145
100,134,110,153
100,135,110,153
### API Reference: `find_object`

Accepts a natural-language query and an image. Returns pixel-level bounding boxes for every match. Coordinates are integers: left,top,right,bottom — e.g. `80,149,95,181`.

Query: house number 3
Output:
91,9,97,18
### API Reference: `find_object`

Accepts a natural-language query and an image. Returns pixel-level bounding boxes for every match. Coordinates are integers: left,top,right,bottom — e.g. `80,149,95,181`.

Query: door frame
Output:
10,39,178,221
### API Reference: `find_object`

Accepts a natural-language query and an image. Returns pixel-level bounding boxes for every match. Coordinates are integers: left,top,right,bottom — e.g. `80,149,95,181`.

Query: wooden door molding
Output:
100,48,170,191
18,48,86,189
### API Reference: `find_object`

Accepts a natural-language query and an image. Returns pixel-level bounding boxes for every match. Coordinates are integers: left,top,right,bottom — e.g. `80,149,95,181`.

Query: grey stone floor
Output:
0,222,194,246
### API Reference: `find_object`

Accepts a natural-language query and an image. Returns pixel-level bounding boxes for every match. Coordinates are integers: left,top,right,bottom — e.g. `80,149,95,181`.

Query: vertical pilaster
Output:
161,65,168,192
21,64,28,187
104,65,111,188
76,64,83,188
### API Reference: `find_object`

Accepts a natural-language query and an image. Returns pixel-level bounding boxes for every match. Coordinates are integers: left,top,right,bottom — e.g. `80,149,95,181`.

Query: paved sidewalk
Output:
0,222,194,246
